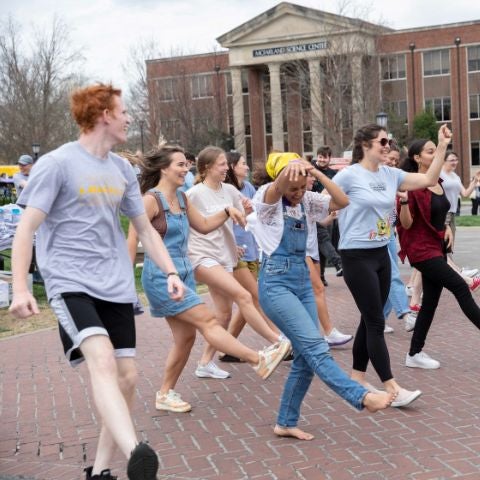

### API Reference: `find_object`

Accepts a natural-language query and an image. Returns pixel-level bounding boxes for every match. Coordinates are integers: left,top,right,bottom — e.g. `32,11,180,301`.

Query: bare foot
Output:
273,425,315,441
363,391,396,412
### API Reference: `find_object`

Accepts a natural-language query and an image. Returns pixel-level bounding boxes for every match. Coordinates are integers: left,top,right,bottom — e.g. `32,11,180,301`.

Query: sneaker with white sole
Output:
405,351,440,369
391,388,422,408
253,339,291,380
155,390,192,412
195,361,230,379
325,328,353,347
461,267,479,278
404,313,417,332
384,324,394,334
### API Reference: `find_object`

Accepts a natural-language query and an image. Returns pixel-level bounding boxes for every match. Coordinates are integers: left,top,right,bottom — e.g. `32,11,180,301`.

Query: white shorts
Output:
197,258,233,273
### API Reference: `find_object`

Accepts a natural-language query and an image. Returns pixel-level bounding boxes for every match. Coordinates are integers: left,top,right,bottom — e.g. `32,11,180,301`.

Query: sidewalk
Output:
1,228,480,479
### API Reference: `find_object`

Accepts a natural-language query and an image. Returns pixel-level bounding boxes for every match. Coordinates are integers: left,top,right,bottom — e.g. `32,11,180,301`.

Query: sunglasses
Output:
373,138,395,147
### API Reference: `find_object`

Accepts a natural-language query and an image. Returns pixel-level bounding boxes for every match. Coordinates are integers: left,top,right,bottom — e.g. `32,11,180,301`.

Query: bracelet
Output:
167,272,179,277
224,207,230,217
399,200,408,205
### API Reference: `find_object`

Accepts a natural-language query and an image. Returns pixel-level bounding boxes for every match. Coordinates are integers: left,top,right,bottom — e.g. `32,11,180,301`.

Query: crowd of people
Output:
7,83,480,480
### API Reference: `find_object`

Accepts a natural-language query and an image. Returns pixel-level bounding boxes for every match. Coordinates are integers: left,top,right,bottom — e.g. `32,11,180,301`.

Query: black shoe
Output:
335,267,343,277
321,276,328,287
85,466,117,480
127,442,159,480
218,353,243,363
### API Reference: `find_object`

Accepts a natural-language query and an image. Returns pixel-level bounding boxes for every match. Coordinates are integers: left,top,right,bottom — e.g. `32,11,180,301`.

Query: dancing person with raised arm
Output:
249,153,395,441
333,123,452,407
127,146,289,412
397,139,480,369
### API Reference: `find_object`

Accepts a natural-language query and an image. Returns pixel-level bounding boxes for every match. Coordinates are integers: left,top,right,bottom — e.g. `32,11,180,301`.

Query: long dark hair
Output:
352,123,386,163
139,144,185,194
224,151,243,190
400,139,429,173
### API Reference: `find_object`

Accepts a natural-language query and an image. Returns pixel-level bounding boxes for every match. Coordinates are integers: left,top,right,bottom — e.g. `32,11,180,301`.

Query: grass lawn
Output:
456,215,480,227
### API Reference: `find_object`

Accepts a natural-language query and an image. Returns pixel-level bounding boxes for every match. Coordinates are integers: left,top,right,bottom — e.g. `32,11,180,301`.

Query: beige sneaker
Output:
155,390,192,413
253,339,291,380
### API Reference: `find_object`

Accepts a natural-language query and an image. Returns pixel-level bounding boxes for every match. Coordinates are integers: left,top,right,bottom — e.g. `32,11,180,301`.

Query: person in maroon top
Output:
397,138,480,370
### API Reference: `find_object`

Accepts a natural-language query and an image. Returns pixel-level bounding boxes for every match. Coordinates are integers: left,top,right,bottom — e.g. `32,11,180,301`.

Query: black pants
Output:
317,222,341,276
341,246,393,382
410,256,480,356
471,198,479,215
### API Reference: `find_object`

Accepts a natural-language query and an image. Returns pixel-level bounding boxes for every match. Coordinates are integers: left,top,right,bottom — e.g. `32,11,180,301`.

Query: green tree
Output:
412,110,438,143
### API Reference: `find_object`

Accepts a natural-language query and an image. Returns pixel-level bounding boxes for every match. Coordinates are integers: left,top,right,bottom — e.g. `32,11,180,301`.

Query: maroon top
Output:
397,186,446,264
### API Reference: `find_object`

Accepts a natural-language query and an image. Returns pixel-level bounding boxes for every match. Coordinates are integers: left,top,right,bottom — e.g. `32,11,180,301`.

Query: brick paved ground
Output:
2,230,480,479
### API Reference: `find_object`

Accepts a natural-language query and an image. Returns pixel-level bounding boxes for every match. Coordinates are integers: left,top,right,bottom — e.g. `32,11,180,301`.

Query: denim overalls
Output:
258,200,367,427
142,189,202,318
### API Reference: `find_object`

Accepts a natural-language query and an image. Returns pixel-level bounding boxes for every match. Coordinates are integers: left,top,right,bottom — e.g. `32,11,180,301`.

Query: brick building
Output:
146,1,480,181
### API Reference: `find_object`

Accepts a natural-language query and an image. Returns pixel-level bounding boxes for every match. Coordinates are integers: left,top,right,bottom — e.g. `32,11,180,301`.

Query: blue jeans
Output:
383,234,410,319
259,257,367,427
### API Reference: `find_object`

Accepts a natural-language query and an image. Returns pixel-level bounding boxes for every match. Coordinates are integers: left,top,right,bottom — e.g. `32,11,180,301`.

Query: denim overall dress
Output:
142,189,202,318
258,199,367,427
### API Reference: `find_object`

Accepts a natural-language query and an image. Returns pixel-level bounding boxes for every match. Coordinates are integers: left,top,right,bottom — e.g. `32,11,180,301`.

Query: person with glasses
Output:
332,123,451,407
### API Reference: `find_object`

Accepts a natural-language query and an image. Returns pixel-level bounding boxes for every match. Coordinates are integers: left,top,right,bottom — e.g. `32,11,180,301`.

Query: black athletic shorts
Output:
49,292,136,366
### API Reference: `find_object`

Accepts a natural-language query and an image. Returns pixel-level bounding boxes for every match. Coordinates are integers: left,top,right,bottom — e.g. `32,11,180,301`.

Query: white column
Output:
351,55,364,133
231,67,246,156
269,63,284,151
308,59,323,150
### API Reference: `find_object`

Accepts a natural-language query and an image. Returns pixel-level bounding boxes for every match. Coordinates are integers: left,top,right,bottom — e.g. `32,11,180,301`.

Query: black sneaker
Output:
218,353,243,363
335,267,343,277
321,276,328,287
127,442,159,480
84,466,117,480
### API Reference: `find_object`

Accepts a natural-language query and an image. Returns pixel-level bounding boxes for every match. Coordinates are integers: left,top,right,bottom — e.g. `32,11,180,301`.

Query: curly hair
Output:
70,83,122,133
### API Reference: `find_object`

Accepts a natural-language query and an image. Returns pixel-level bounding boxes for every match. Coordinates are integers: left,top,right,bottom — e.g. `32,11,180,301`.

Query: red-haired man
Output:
9,83,185,480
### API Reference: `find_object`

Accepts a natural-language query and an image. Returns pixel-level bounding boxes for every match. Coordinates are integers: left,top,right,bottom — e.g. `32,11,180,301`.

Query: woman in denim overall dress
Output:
128,145,290,413
250,154,396,441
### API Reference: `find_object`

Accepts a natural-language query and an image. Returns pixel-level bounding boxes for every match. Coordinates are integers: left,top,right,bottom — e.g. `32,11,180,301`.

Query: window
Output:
383,100,408,123
225,72,232,95
423,50,450,76
163,119,181,143
425,97,451,122
472,142,480,166
470,95,480,119
191,74,213,99
380,55,406,80
157,78,175,102
468,46,480,72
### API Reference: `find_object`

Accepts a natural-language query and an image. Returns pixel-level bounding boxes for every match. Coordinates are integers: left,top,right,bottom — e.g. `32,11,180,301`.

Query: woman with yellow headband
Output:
248,153,396,441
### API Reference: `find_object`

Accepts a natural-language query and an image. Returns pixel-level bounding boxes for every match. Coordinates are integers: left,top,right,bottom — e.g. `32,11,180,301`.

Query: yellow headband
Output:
265,152,301,179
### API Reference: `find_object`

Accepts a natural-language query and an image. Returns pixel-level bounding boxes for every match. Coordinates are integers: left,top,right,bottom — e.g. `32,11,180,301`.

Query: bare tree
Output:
0,16,86,163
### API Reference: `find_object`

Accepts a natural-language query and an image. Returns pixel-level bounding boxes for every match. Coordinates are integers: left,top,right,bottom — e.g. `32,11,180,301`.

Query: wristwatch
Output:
399,200,408,205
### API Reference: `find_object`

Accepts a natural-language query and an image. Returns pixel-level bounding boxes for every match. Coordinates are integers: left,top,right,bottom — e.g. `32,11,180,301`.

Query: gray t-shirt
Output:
439,170,462,213
334,163,406,250
18,141,144,302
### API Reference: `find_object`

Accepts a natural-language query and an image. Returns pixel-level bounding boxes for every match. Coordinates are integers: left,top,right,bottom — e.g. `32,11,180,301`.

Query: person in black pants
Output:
311,146,342,285
398,139,480,370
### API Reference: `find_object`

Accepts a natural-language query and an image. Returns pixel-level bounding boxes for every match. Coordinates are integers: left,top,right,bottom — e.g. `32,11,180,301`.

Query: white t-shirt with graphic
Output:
18,141,144,302
333,163,406,250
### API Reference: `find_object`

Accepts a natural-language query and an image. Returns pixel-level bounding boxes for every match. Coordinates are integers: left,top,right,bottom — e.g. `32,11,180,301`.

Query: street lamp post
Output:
376,112,388,128
139,120,145,153
409,42,416,117
31,142,40,162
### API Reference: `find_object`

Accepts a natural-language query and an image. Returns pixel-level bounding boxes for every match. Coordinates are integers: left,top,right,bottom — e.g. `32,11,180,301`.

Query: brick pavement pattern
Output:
2,278,480,479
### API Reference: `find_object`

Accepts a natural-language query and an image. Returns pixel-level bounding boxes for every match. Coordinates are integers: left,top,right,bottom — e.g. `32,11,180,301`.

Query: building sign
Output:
253,41,329,58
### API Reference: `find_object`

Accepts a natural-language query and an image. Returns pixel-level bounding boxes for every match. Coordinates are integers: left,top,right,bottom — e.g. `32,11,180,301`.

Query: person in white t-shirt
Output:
186,146,290,379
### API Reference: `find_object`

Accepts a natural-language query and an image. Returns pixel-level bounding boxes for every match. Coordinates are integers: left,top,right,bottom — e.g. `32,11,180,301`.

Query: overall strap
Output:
176,190,188,211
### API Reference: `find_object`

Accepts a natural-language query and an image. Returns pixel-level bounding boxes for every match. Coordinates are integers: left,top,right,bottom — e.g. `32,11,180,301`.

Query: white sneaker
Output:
325,328,353,347
195,361,231,379
155,390,192,412
461,267,479,278
406,351,440,369
391,388,422,408
253,339,291,380
404,313,417,332
384,324,394,334
405,285,414,297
